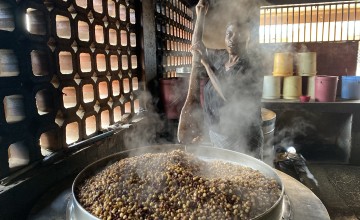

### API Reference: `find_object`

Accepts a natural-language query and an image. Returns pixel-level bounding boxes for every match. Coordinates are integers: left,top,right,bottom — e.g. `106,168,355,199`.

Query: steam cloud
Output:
123,0,318,161
274,114,316,150
123,88,170,151
196,0,271,157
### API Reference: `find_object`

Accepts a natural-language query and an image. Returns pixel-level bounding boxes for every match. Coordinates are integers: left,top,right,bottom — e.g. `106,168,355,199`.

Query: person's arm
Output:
177,0,209,144
191,0,208,52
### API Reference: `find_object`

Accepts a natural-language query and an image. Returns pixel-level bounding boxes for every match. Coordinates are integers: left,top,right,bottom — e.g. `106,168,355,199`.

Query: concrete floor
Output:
302,164,360,220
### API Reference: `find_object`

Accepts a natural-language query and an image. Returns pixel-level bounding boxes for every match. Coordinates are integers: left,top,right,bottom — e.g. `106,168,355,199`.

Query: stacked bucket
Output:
263,52,308,100
263,52,339,102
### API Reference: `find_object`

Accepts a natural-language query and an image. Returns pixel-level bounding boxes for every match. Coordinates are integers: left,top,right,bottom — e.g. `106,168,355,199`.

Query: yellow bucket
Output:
283,76,302,99
273,52,293,76
296,52,317,76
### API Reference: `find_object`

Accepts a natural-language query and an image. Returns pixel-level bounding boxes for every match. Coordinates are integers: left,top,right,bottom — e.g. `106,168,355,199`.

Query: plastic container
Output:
300,95,311,102
307,76,315,98
273,52,293,76
296,52,317,76
283,76,302,99
262,76,281,99
341,76,360,100
315,75,338,102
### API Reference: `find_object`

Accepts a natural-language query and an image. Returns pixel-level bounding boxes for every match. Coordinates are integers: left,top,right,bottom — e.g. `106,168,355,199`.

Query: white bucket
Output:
307,76,315,98
262,76,281,99
296,52,317,76
283,76,302,99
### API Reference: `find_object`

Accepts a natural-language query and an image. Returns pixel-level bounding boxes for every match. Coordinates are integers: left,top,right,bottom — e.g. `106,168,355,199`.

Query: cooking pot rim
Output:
71,144,284,220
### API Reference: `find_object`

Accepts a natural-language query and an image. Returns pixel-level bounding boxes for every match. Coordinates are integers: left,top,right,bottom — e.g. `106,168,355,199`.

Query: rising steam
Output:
123,0,308,160
198,0,270,156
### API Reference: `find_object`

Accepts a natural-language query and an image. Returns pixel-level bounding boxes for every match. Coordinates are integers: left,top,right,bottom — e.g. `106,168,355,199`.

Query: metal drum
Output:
261,108,276,139
261,108,276,164
69,145,285,220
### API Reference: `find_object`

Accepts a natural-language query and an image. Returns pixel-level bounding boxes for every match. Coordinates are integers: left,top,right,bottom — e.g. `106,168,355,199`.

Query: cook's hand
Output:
196,0,209,16
200,57,210,69
190,41,205,55
191,42,210,67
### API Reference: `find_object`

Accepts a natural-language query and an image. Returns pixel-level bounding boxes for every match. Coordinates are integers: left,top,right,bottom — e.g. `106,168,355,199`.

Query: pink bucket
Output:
315,75,338,102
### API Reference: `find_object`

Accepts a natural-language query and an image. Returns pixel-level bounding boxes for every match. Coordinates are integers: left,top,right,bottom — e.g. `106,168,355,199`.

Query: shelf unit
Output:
155,0,194,78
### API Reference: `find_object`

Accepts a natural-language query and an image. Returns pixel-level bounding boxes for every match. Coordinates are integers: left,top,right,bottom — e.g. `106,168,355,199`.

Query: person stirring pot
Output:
178,0,263,158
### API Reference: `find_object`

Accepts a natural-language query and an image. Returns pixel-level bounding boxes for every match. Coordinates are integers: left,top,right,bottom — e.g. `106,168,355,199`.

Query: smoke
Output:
124,0,304,162
263,140,275,166
122,76,191,153
209,67,263,156
203,0,266,49
299,44,310,53
274,114,316,150
122,88,170,151
192,0,297,159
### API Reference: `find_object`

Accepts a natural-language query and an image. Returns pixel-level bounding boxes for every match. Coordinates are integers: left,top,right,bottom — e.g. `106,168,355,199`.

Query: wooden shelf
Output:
262,99,360,114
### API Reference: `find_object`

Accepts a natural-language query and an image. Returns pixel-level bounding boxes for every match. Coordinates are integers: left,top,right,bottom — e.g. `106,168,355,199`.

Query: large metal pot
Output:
69,145,285,220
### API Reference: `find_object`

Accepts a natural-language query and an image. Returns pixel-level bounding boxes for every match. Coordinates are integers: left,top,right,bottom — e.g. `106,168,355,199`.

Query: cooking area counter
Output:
262,99,360,165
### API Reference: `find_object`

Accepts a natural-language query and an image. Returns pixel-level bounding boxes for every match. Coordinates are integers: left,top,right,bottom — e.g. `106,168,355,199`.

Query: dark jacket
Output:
203,49,263,155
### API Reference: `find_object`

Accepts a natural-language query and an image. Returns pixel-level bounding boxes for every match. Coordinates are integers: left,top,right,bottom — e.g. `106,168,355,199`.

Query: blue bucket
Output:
341,76,360,99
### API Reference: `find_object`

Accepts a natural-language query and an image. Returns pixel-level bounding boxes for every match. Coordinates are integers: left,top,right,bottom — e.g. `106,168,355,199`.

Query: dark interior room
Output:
0,0,360,219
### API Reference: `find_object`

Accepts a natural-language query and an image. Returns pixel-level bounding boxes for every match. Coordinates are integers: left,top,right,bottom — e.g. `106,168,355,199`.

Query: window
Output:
260,1,360,43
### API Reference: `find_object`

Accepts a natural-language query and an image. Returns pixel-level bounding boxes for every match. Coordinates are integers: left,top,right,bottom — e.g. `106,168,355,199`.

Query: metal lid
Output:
261,108,276,122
